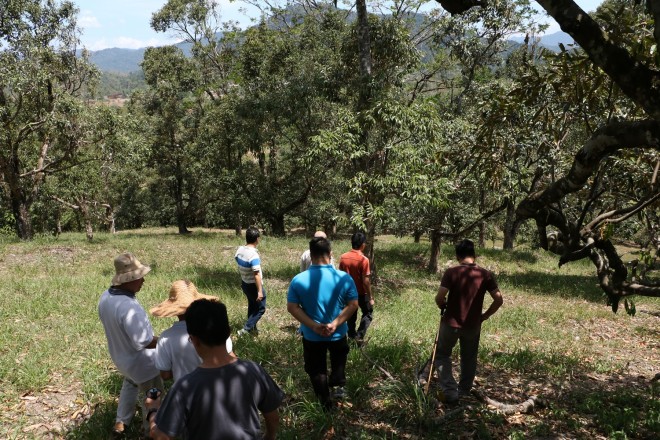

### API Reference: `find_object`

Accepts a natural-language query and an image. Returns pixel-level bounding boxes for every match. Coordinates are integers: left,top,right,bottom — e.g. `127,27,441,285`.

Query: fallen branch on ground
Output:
471,389,542,414
357,341,396,381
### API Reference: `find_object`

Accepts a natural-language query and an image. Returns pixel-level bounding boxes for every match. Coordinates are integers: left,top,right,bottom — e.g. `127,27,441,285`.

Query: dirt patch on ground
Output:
1,375,88,439
0,246,79,272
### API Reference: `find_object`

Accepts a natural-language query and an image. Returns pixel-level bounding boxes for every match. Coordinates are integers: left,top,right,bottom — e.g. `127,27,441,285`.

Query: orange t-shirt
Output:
339,249,371,295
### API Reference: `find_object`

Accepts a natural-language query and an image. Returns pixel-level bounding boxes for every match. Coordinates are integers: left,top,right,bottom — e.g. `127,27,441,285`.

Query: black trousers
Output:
347,294,373,339
302,337,349,406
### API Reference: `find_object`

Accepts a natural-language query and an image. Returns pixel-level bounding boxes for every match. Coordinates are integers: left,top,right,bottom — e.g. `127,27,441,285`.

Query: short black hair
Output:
246,226,260,244
310,237,331,259
185,299,231,346
351,232,366,250
455,239,476,259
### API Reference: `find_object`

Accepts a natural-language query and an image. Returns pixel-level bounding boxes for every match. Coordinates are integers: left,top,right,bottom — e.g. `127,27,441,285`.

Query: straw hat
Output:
151,280,217,318
112,253,151,286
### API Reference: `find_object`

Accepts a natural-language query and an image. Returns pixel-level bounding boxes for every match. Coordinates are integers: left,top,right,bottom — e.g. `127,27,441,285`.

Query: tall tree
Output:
137,45,200,234
441,0,660,305
0,0,97,239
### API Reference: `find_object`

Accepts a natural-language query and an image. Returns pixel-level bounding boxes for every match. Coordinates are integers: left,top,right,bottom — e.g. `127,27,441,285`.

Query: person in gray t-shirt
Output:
145,299,284,440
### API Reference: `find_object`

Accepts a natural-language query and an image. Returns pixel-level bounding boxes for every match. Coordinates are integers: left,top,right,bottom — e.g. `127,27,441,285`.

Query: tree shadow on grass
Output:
475,347,659,439
376,243,440,272
498,271,605,303
339,340,658,439
186,264,300,292
64,331,657,440
478,247,540,264
186,266,241,291
113,229,234,242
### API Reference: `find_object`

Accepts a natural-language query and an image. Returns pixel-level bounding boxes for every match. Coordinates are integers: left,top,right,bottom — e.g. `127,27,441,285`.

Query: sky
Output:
74,0,604,51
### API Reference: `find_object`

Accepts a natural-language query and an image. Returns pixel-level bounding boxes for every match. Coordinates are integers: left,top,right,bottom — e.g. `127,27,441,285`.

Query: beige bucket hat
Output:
151,280,217,318
112,253,151,286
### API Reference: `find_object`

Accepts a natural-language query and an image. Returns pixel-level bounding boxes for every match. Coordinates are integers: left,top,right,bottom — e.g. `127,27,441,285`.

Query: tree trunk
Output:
536,220,548,250
413,230,423,243
12,200,33,240
103,204,116,234
174,159,190,234
55,209,62,236
503,199,517,250
3,162,33,240
270,214,286,237
478,190,486,247
428,229,442,273
79,201,93,241
364,221,377,281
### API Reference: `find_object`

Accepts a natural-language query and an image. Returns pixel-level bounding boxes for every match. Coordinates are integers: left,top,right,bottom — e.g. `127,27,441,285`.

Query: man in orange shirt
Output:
339,232,373,342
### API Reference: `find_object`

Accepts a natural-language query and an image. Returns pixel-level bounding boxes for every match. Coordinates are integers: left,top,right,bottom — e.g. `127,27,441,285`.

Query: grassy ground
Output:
0,228,658,439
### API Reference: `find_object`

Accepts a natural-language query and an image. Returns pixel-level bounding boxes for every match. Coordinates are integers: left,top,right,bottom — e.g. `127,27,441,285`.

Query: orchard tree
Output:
46,106,150,238
441,0,660,306
136,45,201,234
0,0,97,239
151,2,352,235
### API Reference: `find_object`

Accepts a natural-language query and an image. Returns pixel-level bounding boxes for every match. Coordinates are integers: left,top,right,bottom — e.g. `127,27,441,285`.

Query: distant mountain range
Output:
87,31,576,74
86,41,192,74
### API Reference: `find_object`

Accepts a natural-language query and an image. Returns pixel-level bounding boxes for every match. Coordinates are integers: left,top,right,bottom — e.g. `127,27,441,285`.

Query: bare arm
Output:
149,425,173,440
435,286,449,309
159,370,173,381
363,275,374,304
144,395,173,440
254,271,264,301
482,290,503,322
262,409,279,440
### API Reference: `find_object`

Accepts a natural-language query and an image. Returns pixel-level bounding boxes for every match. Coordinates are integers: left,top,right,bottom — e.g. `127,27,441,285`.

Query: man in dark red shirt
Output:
339,232,373,342
423,239,503,403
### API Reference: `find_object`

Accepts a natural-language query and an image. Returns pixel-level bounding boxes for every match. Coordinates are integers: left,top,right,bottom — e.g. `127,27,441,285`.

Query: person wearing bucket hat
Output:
151,280,233,382
98,252,163,437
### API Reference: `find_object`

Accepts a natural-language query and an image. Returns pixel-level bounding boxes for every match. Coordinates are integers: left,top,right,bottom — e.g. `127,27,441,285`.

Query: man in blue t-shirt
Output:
287,237,358,410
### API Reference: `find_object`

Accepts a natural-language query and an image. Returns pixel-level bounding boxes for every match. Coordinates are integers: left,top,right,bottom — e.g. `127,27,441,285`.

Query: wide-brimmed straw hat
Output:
151,280,217,318
112,253,151,286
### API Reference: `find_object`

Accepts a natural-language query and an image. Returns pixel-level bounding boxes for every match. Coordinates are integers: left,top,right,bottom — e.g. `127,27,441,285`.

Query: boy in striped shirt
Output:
234,226,266,336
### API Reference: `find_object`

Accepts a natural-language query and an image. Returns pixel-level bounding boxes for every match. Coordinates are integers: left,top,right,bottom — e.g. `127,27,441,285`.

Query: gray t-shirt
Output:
98,288,158,383
155,359,284,439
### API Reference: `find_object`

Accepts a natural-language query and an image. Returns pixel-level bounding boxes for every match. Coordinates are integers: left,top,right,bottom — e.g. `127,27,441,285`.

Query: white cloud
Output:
85,39,109,51
79,11,101,29
83,36,176,51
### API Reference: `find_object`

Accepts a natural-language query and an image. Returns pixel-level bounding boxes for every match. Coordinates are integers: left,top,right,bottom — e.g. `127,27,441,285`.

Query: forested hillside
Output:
92,71,146,99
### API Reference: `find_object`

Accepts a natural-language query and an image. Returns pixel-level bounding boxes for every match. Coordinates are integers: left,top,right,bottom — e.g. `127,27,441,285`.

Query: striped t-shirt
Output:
235,245,262,284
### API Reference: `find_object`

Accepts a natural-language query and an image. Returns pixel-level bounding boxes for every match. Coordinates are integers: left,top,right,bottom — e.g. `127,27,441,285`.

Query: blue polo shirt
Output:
287,264,358,341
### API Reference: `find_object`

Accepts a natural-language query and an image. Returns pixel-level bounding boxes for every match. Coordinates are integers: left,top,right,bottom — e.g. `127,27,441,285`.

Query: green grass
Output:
0,228,658,439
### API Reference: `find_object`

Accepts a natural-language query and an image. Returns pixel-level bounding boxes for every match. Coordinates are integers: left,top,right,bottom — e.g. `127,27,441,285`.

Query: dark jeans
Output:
302,337,349,407
240,281,266,332
347,294,373,339
432,322,481,401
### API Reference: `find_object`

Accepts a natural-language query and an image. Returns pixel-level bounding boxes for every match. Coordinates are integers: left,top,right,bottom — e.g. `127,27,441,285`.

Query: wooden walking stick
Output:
424,306,445,396
424,324,441,395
